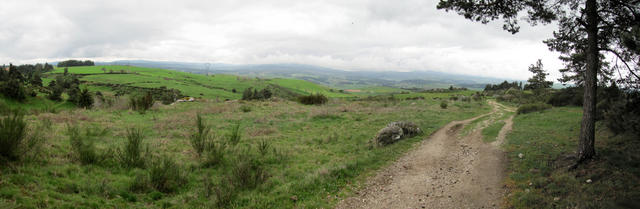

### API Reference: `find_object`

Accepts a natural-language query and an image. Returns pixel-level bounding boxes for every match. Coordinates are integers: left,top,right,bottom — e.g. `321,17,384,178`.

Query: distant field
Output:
48,66,355,100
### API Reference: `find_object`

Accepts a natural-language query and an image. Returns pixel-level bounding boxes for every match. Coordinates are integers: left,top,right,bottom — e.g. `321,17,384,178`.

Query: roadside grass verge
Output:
504,107,640,208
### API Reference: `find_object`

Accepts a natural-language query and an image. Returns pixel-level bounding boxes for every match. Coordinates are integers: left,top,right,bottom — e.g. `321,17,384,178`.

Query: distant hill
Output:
95,60,512,90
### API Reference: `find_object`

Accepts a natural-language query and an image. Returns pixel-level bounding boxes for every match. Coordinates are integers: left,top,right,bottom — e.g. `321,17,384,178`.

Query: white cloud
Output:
0,0,564,80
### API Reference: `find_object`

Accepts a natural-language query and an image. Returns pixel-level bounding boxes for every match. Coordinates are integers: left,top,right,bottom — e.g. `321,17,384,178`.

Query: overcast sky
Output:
0,0,564,80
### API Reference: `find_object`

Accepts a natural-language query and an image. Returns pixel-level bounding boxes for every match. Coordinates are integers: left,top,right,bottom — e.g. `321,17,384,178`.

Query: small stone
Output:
586,179,592,183
553,197,561,201
518,153,524,158
290,196,298,202
528,182,533,186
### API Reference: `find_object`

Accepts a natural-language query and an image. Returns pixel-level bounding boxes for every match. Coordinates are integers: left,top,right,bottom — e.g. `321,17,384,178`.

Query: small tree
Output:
525,59,553,95
77,88,94,109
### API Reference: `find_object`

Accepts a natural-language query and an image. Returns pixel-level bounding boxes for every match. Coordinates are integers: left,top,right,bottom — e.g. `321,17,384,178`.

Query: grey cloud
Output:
0,0,563,80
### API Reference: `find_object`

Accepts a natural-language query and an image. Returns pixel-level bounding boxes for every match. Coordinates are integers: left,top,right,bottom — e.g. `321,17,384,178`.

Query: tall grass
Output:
228,123,241,145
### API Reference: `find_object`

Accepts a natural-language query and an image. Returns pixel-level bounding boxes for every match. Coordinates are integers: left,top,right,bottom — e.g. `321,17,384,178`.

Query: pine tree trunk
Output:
577,0,599,163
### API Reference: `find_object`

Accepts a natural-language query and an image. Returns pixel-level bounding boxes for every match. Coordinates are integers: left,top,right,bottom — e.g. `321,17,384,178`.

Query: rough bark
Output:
577,0,599,163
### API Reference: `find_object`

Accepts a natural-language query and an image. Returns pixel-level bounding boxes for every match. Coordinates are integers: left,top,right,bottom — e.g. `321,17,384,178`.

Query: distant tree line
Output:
484,81,523,91
57,60,94,67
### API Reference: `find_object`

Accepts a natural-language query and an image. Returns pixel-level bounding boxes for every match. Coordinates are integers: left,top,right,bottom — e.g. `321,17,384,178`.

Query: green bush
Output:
242,87,272,100
117,128,147,168
517,103,552,114
0,111,26,162
47,86,63,101
76,88,94,109
214,178,237,208
129,92,154,113
231,149,268,189
67,125,99,165
440,101,448,109
129,171,151,193
603,92,640,135
203,142,226,168
239,105,252,113
149,156,186,193
298,93,328,105
1,79,27,102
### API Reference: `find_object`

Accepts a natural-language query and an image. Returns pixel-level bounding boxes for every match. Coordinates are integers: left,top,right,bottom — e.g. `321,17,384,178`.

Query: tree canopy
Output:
438,0,640,164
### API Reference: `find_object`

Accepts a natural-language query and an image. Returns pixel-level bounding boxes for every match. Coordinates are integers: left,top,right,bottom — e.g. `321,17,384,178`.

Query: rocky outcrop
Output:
373,121,422,146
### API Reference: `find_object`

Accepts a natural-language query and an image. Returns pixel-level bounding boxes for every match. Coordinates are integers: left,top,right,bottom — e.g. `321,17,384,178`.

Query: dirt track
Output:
336,101,514,209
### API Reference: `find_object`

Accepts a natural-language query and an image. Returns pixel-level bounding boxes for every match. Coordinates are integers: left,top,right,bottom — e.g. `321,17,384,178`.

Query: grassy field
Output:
0,91,490,208
46,66,356,100
504,107,640,208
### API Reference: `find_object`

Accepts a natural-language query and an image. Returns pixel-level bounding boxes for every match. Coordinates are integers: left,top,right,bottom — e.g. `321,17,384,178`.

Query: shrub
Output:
298,93,328,105
0,111,27,162
190,114,210,157
1,79,26,101
77,88,94,109
67,125,99,165
149,156,186,193
117,128,147,168
472,93,483,101
517,103,552,114
440,101,448,109
159,89,180,105
129,171,151,193
47,86,63,101
203,141,226,168
67,85,80,104
231,149,268,189
603,92,640,135
239,105,252,113
547,87,583,107
129,92,154,113
242,87,272,100
214,178,237,208
449,95,459,101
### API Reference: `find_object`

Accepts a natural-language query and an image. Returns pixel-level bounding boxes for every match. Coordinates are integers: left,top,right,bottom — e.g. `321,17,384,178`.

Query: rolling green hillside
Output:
48,66,354,100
